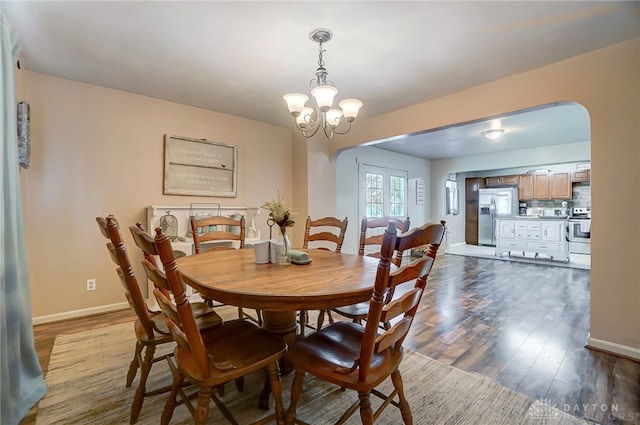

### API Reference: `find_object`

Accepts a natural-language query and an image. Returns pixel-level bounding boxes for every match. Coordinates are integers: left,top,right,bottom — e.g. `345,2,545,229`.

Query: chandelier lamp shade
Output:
283,28,363,139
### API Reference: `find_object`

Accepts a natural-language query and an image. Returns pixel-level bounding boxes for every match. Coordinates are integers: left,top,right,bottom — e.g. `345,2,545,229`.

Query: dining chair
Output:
331,216,410,325
142,226,287,425
129,223,245,398
96,215,223,424
189,214,262,325
298,216,348,336
284,220,445,425
358,216,411,260
190,214,246,253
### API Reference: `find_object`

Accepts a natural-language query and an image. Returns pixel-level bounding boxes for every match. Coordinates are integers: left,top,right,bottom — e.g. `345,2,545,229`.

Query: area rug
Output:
35,321,591,425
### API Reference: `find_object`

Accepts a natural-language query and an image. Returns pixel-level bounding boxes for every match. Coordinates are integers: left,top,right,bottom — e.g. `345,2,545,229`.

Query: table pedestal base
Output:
259,310,298,410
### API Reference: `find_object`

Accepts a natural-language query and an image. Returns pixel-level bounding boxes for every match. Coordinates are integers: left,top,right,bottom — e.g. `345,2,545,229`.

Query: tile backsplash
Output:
572,183,591,207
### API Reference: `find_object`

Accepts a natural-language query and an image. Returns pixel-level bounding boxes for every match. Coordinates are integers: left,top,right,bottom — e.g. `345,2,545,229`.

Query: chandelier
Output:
283,28,363,139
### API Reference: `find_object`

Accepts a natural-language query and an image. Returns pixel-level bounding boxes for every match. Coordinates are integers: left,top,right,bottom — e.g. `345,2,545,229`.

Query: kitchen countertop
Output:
510,215,569,220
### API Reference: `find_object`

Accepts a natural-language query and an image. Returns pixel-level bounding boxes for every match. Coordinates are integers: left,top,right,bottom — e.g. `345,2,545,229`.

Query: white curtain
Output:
0,11,46,425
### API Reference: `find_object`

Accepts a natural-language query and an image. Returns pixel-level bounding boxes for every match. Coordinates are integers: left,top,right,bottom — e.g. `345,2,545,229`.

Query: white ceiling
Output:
2,1,638,158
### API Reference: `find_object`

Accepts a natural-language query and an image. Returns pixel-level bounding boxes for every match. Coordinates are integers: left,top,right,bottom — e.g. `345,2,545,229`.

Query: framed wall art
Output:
163,135,237,197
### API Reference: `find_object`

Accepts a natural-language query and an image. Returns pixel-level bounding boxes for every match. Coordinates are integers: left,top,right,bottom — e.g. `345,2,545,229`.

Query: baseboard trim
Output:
33,302,129,325
587,337,640,361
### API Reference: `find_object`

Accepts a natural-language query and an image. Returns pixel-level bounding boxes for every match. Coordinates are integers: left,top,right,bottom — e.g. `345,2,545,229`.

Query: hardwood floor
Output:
21,254,640,425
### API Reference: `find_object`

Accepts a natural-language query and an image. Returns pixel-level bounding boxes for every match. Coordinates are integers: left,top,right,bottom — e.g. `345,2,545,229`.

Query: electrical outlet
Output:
86,279,96,291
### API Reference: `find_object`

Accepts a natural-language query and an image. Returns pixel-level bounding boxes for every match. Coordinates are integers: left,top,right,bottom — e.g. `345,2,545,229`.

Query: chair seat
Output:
190,301,219,319
175,319,287,385
287,321,403,391
332,302,370,320
136,307,222,345
332,283,414,323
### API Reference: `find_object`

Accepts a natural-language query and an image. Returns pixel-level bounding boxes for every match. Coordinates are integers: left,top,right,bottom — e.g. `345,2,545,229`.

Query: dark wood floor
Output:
20,254,640,425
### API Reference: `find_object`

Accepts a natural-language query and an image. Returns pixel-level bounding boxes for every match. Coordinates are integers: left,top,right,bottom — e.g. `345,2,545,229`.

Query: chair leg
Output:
391,369,413,424
130,344,155,423
327,309,335,324
285,369,305,425
161,369,183,425
126,342,143,388
357,391,374,425
299,310,308,336
316,310,325,331
267,362,285,425
194,386,212,425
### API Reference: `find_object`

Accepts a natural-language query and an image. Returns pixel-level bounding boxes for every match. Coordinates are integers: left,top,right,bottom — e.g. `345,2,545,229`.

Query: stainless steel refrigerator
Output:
478,187,519,246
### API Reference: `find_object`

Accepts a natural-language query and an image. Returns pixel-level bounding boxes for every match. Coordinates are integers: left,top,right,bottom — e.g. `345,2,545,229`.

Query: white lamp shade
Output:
339,99,363,122
325,108,343,128
283,93,309,116
295,107,314,128
310,85,338,112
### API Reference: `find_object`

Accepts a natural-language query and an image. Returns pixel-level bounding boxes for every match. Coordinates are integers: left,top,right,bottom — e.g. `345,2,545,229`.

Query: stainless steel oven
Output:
568,218,591,254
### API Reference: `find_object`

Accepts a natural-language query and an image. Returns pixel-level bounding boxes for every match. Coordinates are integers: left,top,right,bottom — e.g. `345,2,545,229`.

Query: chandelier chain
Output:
317,40,325,69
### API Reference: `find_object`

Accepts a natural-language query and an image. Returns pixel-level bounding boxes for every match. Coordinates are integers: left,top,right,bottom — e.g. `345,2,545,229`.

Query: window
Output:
361,165,407,218
445,174,459,216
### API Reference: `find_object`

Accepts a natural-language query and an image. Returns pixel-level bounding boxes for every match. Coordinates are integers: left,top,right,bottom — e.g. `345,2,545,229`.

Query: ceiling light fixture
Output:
283,28,363,139
482,129,505,140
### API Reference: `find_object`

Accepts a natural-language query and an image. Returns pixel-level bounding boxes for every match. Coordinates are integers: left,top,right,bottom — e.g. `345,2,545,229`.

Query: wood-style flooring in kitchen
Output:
21,254,639,425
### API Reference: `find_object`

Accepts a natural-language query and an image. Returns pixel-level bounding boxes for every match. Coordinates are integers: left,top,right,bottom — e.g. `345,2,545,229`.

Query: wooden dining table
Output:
176,248,381,351
176,247,383,409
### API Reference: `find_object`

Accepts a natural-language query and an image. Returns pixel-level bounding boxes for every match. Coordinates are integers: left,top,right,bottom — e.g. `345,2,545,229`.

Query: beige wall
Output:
325,38,640,354
20,72,293,319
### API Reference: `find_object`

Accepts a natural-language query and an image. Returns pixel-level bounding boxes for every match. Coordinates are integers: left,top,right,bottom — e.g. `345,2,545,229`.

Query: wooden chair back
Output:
150,227,213,380
96,215,158,341
359,216,410,265
357,220,445,381
302,216,348,253
190,215,245,254
129,224,173,298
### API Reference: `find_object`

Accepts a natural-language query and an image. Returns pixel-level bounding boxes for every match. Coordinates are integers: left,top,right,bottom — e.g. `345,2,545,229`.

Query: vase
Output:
275,226,291,265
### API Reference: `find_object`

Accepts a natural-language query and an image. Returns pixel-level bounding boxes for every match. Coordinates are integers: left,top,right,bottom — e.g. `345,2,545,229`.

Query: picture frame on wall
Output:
163,135,238,197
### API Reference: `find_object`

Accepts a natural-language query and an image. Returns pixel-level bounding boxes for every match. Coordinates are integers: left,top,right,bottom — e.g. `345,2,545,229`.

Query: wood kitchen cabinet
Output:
485,176,501,187
485,175,518,187
571,169,591,182
533,173,550,199
519,174,534,200
501,175,519,185
550,172,571,199
465,177,484,245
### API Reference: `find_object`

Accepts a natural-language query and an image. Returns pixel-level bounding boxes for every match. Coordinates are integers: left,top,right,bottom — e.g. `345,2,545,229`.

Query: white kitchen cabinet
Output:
495,218,569,262
541,221,562,241
497,220,515,239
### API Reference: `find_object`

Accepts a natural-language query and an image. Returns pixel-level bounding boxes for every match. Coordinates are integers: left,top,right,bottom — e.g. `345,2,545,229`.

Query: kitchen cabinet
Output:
485,175,518,187
501,175,519,185
533,173,550,199
497,220,515,239
527,171,571,200
495,218,569,262
518,174,534,200
571,169,590,183
465,177,484,245
485,176,501,187
550,172,571,199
